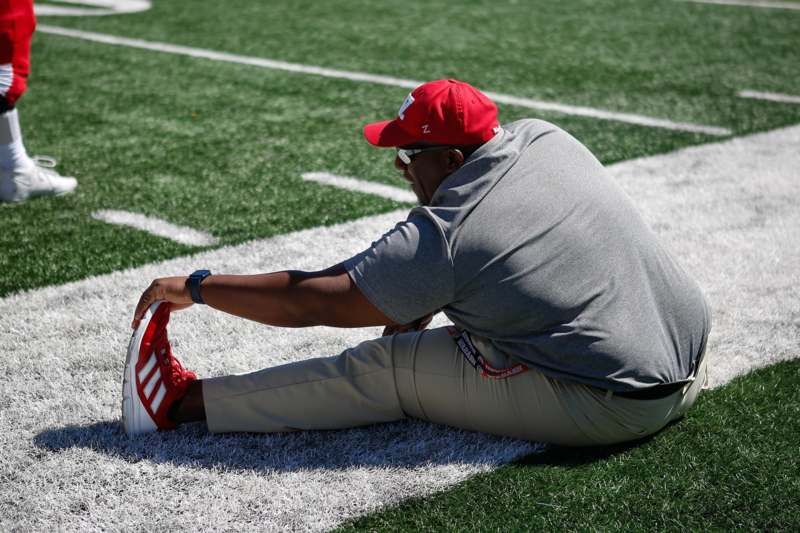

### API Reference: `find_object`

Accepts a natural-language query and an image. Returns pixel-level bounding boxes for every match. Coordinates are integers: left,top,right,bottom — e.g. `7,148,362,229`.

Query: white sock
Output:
0,108,35,171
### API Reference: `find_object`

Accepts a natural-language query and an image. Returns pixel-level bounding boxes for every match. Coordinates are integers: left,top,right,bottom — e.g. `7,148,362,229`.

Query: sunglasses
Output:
396,145,451,165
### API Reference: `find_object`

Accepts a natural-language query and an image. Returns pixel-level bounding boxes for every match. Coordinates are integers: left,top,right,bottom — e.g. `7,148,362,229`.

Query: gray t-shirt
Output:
345,119,710,391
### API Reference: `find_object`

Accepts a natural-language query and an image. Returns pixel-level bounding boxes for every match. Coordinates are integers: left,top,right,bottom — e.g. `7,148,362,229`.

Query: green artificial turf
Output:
43,0,800,132
338,358,800,531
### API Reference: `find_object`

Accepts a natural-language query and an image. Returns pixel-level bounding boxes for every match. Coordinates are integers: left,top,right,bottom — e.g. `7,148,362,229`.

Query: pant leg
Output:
202,327,590,443
393,328,710,446
554,353,710,445
391,328,591,444
203,335,406,433
203,326,708,446
0,0,34,110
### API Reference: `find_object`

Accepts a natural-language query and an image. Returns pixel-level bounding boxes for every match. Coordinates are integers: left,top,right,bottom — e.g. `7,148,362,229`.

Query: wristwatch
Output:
186,269,212,304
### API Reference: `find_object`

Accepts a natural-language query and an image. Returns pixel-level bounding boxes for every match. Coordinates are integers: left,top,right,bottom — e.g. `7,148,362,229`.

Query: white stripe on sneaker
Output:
137,353,157,383
142,367,160,398
150,382,167,413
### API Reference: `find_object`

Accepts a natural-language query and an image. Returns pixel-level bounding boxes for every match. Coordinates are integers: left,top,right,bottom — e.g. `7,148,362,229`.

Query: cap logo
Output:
398,94,415,120
422,124,431,134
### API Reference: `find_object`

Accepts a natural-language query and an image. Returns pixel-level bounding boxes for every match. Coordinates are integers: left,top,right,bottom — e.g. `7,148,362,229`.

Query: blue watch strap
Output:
186,269,212,304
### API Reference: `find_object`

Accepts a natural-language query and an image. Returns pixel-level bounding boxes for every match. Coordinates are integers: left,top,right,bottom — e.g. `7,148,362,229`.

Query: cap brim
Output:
363,119,419,147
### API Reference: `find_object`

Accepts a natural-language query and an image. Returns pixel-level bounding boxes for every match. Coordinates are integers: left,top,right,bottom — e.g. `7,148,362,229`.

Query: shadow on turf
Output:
33,418,550,472
516,430,664,467
33,416,663,472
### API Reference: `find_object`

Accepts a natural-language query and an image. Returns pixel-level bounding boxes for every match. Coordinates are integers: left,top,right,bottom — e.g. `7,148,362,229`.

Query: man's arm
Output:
131,263,396,330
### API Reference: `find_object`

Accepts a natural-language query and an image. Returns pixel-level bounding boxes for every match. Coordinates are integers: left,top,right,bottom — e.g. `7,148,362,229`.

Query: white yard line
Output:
35,0,151,17
302,172,417,204
481,92,730,136
677,0,800,10
37,24,732,137
738,90,800,104
92,209,219,246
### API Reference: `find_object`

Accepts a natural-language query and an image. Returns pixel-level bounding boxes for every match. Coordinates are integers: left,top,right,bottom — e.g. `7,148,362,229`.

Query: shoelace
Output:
28,158,66,185
159,342,194,385
32,155,58,169
169,356,194,384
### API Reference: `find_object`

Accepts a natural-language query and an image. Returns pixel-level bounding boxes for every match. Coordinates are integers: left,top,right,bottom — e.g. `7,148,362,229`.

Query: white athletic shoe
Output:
0,156,78,203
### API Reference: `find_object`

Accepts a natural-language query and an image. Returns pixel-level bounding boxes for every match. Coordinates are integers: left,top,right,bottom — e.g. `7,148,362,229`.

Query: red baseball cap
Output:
363,79,499,147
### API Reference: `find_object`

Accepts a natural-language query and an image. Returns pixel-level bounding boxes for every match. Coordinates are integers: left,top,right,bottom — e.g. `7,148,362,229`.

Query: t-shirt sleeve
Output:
343,214,454,325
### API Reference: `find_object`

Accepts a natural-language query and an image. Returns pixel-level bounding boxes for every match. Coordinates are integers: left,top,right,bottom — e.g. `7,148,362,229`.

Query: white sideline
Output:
37,24,732,137
92,209,219,247
482,92,730,136
738,90,800,104
35,0,151,17
301,172,417,204
677,0,800,9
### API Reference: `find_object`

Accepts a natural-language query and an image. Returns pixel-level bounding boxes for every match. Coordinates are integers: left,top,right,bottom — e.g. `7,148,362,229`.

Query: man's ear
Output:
445,148,465,172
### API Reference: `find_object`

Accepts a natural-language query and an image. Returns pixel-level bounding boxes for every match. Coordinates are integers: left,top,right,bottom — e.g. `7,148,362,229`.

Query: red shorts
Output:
0,0,35,109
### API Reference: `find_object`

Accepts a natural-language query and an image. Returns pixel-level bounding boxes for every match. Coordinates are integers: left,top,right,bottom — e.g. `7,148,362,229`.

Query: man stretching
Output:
125,79,710,446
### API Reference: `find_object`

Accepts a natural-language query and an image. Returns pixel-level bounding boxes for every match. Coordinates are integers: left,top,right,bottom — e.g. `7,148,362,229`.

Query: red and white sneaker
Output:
122,301,196,436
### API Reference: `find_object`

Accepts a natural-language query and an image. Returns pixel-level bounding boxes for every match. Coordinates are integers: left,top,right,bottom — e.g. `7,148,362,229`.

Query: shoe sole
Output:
1,174,78,204
1,187,77,204
121,302,162,436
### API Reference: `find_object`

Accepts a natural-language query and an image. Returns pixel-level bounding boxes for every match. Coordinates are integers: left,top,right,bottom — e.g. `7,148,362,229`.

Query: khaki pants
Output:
203,327,708,446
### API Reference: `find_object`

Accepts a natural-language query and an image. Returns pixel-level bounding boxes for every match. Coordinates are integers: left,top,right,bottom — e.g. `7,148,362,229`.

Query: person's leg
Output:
0,0,77,203
195,327,588,443
0,108,33,171
170,380,205,423
201,335,407,433
0,0,34,172
392,329,710,446
0,0,33,114
390,328,592,444
192,326,707,444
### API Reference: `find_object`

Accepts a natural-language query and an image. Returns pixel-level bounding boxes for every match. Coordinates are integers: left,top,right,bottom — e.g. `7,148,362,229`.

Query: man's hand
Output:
382,313,434,337
132,276,194,329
